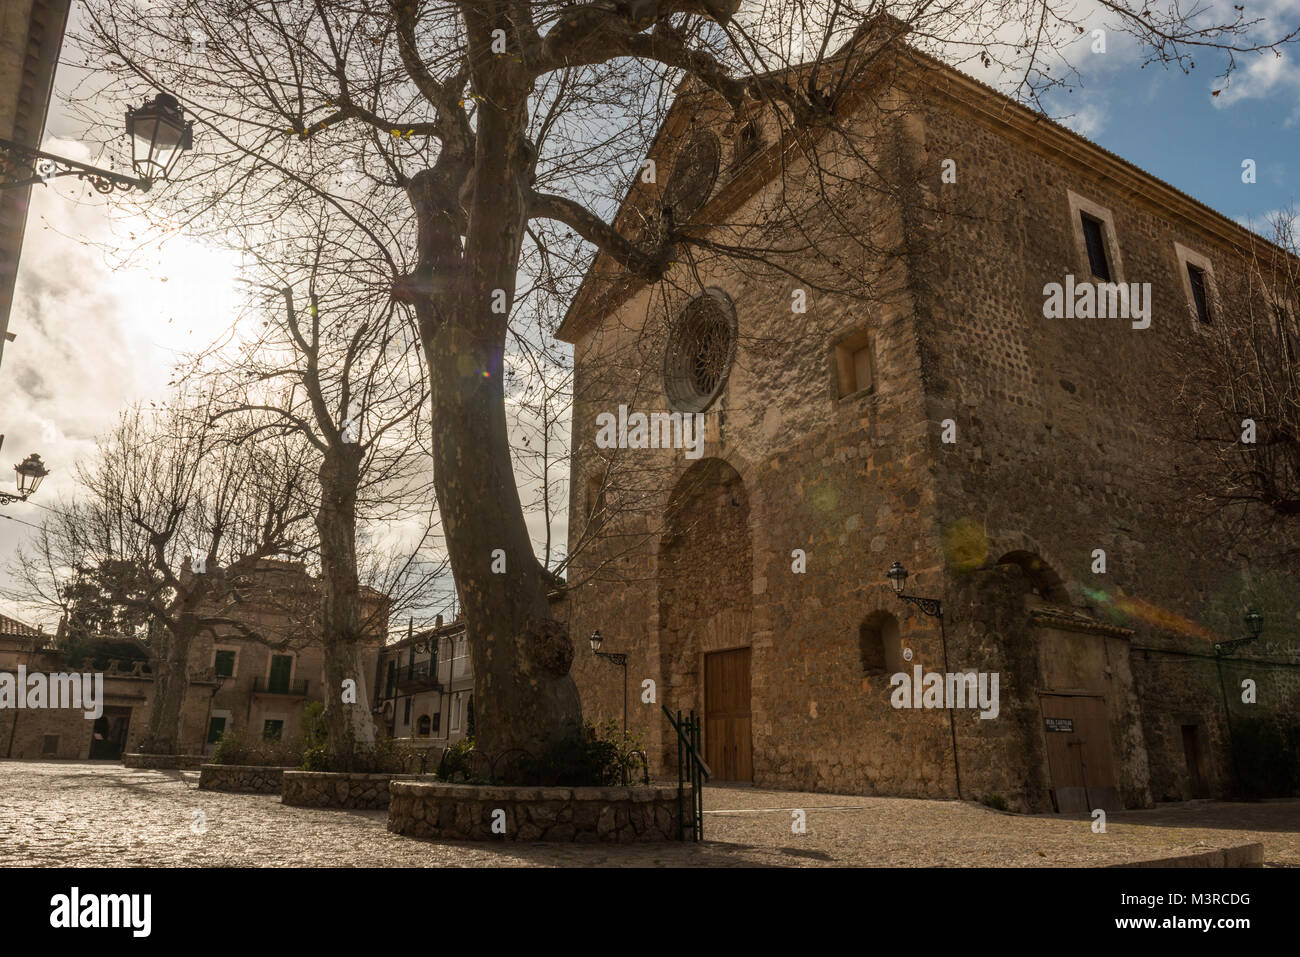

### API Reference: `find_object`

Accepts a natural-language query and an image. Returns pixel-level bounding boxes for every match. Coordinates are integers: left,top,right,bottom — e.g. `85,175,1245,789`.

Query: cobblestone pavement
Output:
1,761,1295,867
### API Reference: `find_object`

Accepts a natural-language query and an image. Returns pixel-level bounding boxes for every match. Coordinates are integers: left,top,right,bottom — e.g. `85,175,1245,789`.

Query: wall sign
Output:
1044,717,1074,732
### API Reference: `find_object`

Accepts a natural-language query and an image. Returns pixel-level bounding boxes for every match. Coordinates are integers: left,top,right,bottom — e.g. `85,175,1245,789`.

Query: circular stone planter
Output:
387,782,692,843
280,770,434,810
123,753,206,770
198,764,293,794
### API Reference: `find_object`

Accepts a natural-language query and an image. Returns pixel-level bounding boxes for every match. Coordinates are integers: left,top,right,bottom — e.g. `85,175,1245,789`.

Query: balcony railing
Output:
252,677,309,696
397,659,441,693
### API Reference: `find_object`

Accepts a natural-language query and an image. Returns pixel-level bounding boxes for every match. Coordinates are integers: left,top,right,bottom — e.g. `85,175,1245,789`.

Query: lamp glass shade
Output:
1244,608,1264,639
589,629,603,652
127,94,191,181
14,453,47,496
886,561,908,595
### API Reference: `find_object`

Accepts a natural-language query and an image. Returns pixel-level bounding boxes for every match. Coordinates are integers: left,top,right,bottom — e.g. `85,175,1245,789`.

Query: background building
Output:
375,615,473,756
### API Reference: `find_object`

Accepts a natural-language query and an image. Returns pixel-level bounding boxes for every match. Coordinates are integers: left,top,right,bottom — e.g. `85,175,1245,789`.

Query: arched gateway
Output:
657,457,754,782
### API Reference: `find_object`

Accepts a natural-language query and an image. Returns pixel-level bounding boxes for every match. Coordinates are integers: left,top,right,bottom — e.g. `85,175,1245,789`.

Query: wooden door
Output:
1040,694,1118,812
1181,725,1210,798
704,648,753,783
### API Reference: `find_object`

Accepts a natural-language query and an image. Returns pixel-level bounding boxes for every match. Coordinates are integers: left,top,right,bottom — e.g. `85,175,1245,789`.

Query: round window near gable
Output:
663,288,737,413
663,131,720,222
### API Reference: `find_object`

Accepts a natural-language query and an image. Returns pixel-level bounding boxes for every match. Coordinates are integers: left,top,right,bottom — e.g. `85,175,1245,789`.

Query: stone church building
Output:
557,25,1299,812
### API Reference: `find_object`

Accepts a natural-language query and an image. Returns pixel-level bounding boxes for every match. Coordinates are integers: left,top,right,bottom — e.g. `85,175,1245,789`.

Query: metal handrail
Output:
662,706,710,841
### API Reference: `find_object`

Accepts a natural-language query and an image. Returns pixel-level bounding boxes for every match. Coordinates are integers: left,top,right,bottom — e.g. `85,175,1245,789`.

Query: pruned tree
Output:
188,203,440,761
70,0,1298,767
12,392,313,753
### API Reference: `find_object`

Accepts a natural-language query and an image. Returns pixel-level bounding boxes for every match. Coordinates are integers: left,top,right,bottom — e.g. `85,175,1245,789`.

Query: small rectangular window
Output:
1187,264,1212,324
834,330,874,398
213,650,236,678
432,712,441,733
42,735,59,755
262,719,284,741
403,697,412,724
207,717,227,744
1081,214,1111,281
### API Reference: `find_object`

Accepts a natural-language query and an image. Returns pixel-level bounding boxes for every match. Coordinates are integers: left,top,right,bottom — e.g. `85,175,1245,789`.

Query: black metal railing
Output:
251,677,309,696
662,706,709,841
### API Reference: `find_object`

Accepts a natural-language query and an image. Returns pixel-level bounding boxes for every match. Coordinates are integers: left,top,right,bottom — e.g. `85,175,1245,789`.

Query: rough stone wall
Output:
198,763,290,794
387,782,687,843
903,75,1300,801
281,770,431,810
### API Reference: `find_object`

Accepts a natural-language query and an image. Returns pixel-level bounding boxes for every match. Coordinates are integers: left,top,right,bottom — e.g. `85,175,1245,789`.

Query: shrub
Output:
211,732,302,767
982,794,1008,812
438,737,476,781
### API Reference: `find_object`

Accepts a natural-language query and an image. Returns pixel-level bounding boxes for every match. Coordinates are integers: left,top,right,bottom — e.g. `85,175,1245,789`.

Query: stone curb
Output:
1111,842,1264,868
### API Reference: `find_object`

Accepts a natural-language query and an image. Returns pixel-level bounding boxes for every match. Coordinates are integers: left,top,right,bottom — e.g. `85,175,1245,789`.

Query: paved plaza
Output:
1,761,1295,867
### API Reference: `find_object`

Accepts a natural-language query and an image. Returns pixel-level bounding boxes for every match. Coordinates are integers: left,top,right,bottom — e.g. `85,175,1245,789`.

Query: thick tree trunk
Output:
139,619,195,754
404,43,583,775
316,445,377,764
423,318,583,764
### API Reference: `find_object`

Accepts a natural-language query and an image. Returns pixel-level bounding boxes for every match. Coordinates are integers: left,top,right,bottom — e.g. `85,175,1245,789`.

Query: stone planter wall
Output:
281,771,432,810
388,782,690,842
198,764,291,794
123,753,206,771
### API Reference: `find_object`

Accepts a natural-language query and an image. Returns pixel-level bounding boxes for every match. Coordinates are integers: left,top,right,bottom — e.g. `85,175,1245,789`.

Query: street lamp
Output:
885,560,962,799
0,453,48,505
589,629,628,741
1214,608,1266,796
0,92,192,193
126,94,194,183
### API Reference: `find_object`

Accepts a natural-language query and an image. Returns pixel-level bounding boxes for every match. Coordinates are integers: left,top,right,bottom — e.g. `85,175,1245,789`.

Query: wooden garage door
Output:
1040,694,1119,812
705,648,753,783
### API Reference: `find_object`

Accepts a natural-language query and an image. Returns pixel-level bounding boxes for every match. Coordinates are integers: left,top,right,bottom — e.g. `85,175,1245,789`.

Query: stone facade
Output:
198,763,291,794
387,782,689,842
557,31,1299,812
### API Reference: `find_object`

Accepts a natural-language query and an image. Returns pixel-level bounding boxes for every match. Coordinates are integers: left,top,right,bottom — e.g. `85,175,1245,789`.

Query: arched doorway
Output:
658,458,754,782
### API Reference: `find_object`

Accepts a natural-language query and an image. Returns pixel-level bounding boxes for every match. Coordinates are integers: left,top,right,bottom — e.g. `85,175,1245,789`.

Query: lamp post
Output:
886,561,962,800
0,453,48,505
0,92,192,193
589,629,628,740
1214,608,1265,797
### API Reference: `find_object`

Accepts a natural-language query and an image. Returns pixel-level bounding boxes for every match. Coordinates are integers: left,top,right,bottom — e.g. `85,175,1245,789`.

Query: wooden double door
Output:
1040,693,1119,812
704,647,753,783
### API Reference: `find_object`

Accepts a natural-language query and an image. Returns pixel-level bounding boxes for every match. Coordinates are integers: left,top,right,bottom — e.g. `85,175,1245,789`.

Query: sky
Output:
0,0,1296,630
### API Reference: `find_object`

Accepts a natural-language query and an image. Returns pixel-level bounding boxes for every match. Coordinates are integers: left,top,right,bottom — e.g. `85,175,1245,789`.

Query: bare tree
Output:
189,204,439,760
69,0,1298,766
12,393,313,754
1162,209,1300,557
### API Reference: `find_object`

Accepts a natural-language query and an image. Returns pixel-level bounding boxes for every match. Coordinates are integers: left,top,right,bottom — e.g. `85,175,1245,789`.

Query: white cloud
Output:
1212,50,1300,123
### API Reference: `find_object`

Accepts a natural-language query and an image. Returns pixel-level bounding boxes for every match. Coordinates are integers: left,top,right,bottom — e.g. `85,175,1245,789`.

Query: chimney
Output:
436,614,444,628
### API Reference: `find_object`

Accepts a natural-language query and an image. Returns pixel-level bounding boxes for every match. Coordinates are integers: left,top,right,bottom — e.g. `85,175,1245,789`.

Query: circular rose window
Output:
663,288,737,413
662,131,720,222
